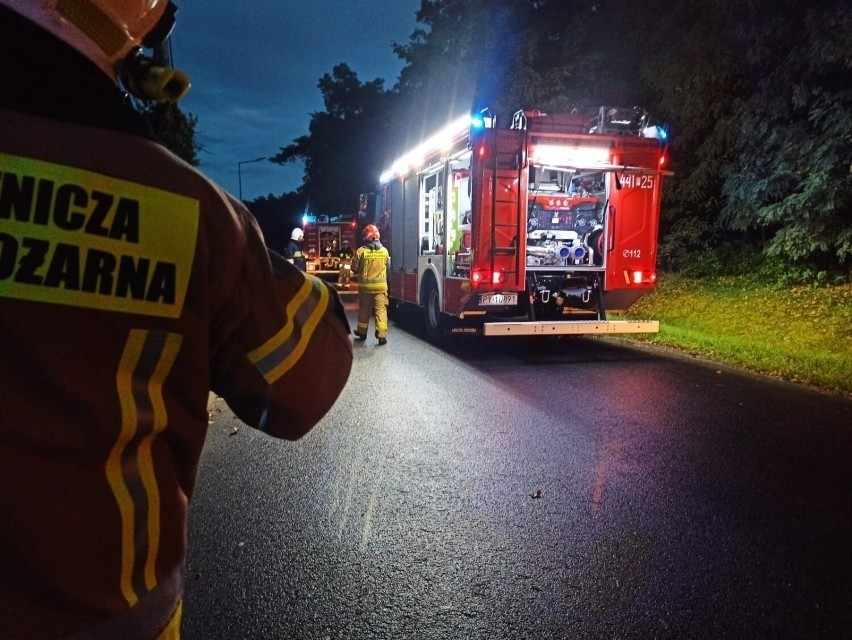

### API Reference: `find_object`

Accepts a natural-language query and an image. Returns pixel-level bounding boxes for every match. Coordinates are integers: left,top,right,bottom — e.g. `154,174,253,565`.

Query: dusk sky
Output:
172,1,422,202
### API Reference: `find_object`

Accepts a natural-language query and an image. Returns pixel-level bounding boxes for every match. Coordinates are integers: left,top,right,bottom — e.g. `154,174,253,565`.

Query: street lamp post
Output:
237,157,266,201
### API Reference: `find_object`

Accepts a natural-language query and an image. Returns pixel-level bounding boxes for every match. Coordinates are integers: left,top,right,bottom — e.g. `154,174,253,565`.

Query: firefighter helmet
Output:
1,0,187,99
363,224,380,241
291,228,304,241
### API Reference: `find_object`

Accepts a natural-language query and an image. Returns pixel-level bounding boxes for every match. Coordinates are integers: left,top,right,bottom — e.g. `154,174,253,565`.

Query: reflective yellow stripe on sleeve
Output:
108,329,183,607
247,273,329,384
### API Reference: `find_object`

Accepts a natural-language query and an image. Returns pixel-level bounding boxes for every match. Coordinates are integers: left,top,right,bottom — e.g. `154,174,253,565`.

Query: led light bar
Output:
380,115,472,183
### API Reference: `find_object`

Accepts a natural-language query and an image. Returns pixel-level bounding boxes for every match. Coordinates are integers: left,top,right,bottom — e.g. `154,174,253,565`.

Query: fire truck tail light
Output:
472,270,503,286
659,155,667,167
630,270,657,285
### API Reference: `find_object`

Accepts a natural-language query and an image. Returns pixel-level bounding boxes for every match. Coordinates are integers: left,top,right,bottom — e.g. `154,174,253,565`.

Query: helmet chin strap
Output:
121,46,190,102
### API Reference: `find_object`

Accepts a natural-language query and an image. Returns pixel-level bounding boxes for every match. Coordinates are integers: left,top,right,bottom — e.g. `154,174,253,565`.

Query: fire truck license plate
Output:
480,293,517,306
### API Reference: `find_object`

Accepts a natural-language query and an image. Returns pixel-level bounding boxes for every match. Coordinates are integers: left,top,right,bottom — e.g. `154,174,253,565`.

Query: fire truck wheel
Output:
423,279,443,342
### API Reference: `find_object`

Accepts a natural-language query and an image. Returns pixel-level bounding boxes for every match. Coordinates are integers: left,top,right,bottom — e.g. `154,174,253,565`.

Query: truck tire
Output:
423,279,443,342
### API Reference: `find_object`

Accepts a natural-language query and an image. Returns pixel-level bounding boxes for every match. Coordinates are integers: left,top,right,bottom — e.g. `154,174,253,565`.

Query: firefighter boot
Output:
374,292,389,345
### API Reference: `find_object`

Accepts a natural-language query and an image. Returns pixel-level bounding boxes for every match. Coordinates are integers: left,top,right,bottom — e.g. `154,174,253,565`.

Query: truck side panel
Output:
387,174,421,304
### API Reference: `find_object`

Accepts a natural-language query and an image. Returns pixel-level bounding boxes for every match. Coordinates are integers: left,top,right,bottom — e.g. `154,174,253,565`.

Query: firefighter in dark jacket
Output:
0,1,352,637
351,224,391,344
284,227,307,270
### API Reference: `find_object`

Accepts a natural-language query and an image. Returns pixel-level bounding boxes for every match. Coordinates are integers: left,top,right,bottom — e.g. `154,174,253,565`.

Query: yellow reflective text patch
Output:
0,154,199,318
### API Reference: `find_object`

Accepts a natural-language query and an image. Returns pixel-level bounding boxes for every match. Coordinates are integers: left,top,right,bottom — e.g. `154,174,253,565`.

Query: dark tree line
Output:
248,0,850,275
637,0,851,274
270,64,393,216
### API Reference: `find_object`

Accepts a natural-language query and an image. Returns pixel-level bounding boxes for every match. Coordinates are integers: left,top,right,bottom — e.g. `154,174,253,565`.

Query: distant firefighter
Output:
337,239,354,290
284,227,307,270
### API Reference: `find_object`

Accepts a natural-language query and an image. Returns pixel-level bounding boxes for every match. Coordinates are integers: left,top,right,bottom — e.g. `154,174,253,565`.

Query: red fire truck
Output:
301,213,360,279
376,106,670,339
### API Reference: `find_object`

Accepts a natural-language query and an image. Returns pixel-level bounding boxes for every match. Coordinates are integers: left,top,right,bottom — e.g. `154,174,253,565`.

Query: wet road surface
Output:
183,303,852,639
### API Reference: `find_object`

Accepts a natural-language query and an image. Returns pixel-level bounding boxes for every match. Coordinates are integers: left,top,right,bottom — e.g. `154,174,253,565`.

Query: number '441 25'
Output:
620,175,655,189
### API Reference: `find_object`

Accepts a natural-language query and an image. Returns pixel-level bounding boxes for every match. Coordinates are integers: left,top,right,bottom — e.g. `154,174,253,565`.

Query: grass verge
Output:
621,274,852,396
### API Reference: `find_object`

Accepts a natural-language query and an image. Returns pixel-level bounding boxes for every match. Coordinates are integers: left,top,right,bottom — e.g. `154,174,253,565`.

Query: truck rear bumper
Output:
482,319,659,336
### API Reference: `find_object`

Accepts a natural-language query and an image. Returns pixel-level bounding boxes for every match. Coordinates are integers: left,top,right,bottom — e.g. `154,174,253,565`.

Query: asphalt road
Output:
182,301,852,639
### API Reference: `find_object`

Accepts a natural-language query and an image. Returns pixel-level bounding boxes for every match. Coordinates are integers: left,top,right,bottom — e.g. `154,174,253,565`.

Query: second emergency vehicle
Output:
301,213,360,278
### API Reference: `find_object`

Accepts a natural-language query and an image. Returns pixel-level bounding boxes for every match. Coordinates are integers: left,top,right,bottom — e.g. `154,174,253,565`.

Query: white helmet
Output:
291,228,304,241
1,0,188,100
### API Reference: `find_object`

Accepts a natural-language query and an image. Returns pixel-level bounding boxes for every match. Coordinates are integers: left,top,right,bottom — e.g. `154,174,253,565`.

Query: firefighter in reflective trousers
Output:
351,224,391,345
337,239,354,290
0,1,352,638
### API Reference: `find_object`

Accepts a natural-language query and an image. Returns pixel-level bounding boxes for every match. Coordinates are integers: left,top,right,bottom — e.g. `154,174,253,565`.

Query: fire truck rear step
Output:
483,319,660,336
